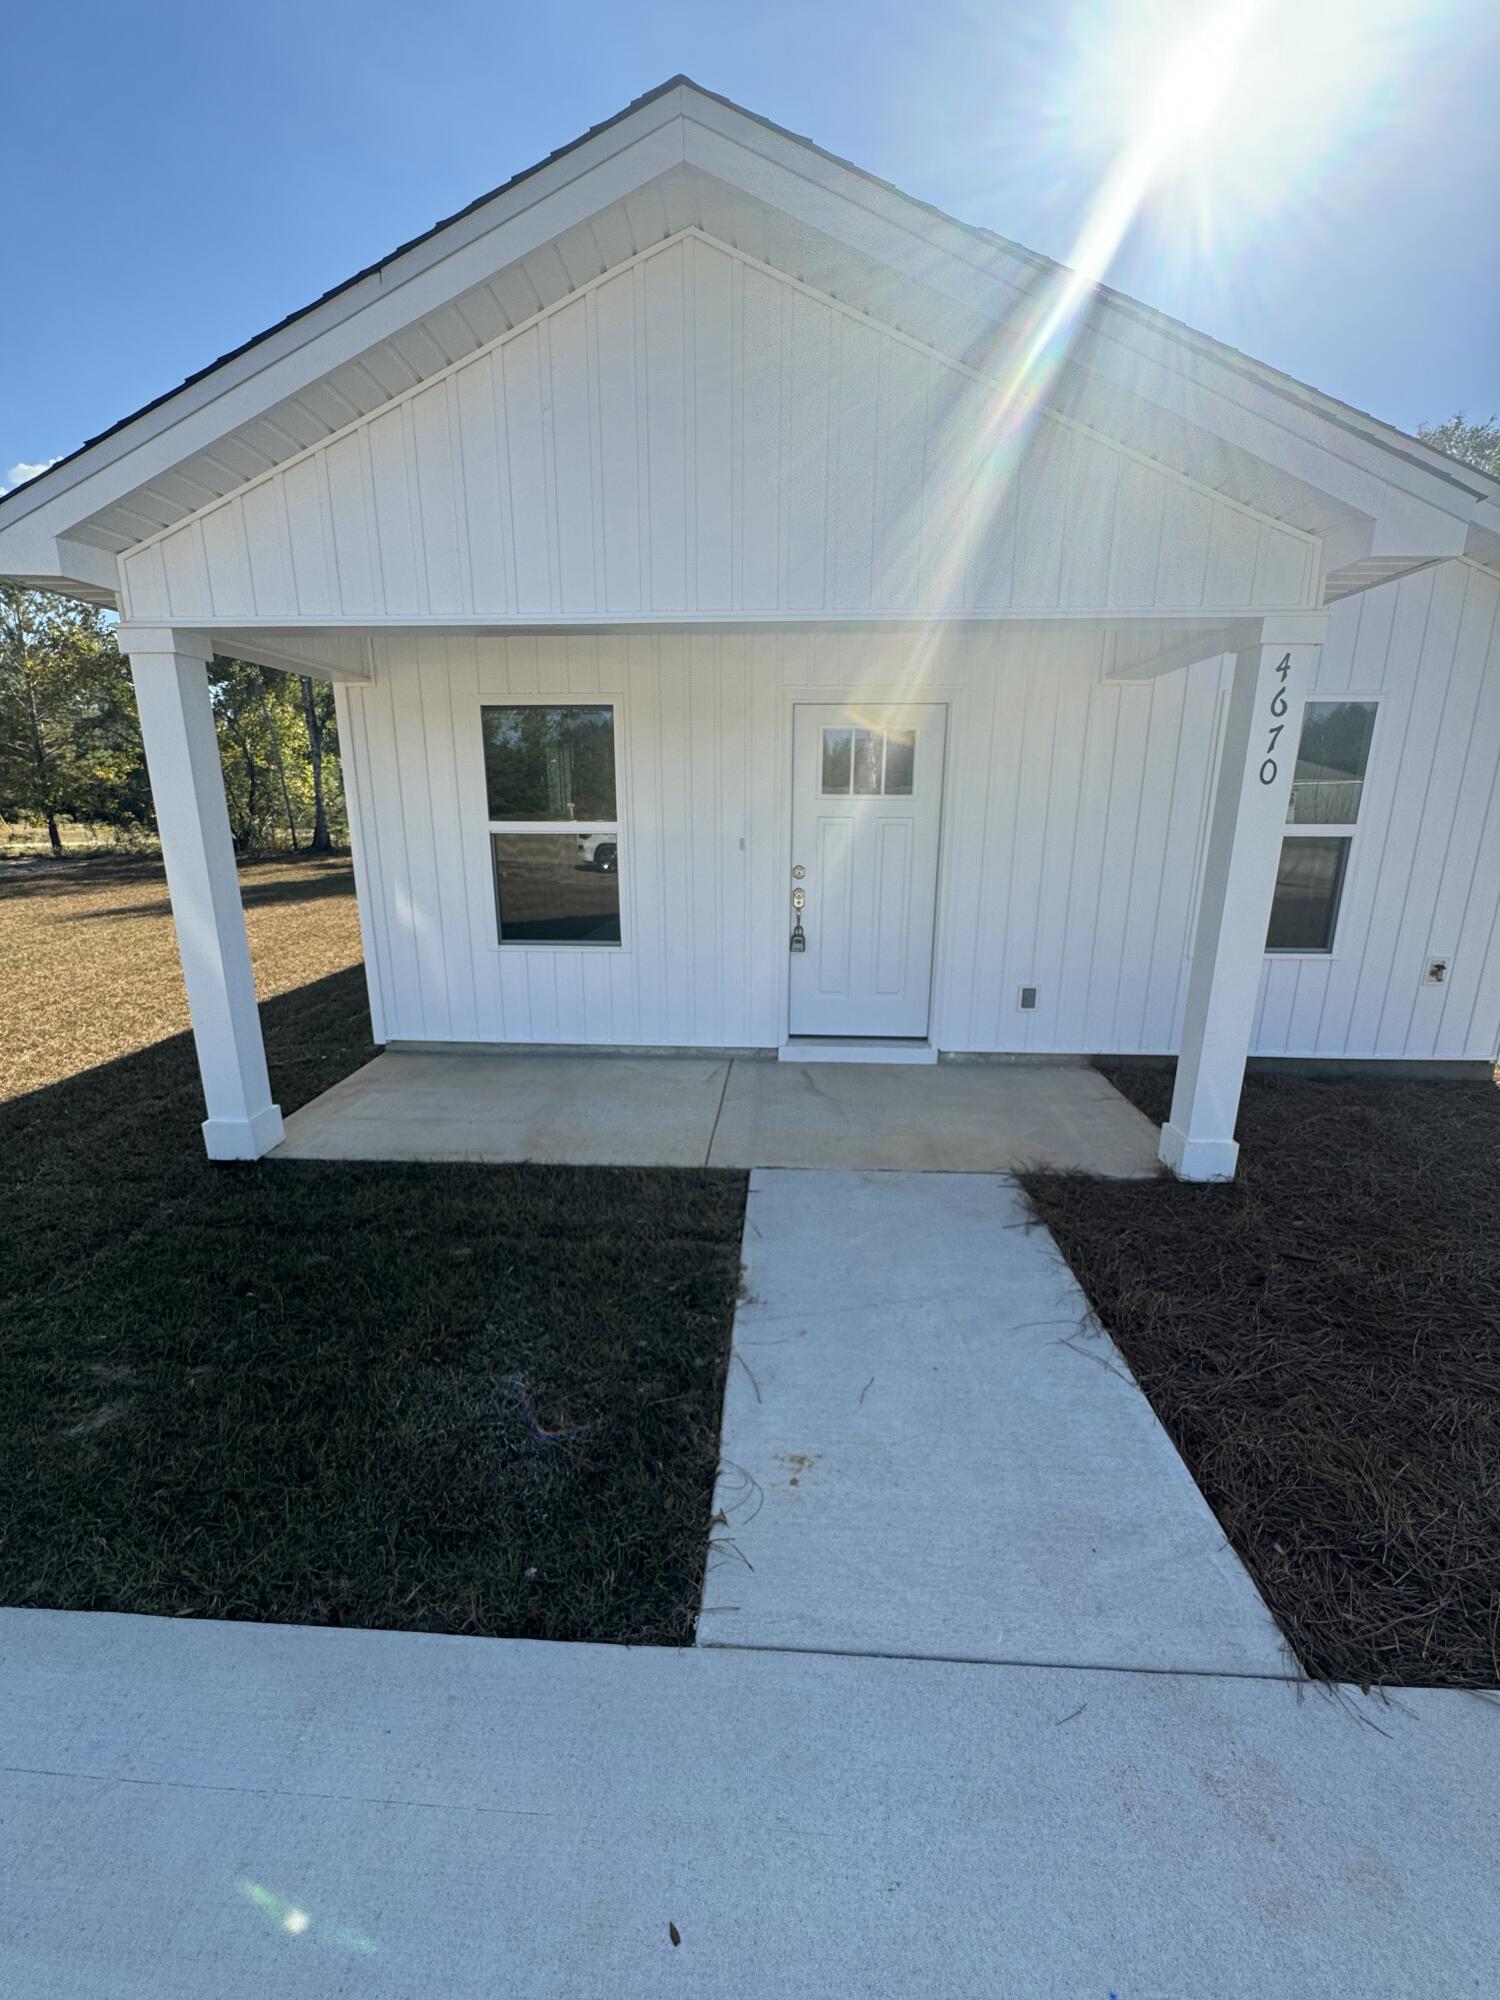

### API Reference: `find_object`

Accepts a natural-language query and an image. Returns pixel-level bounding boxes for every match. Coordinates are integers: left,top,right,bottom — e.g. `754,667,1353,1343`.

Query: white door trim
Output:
772,681,965,1056
782,696,951,1049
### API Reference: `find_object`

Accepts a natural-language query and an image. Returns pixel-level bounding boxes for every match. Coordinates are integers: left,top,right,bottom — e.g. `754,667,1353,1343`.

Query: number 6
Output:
1270,689,1288,717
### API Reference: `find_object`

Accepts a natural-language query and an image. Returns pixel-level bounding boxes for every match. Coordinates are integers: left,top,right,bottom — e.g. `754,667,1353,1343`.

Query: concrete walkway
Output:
273,1050,1162,1175
3,1608,1497,1998
703,1168,1286,1674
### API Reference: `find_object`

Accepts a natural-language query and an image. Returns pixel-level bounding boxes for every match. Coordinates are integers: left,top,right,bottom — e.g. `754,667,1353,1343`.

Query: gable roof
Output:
3,76,1497,606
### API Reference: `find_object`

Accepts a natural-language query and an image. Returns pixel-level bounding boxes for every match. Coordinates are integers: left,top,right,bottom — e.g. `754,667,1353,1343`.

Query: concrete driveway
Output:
2,1609,1497,1998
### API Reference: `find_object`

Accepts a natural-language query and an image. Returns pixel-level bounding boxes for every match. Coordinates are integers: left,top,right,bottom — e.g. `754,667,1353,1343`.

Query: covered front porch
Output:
113,607,1328,1182
272,1047,1163,1174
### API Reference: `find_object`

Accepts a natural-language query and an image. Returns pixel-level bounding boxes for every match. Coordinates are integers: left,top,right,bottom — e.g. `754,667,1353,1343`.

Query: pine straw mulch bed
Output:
1,856,745,1646
1019,1064,1500,1689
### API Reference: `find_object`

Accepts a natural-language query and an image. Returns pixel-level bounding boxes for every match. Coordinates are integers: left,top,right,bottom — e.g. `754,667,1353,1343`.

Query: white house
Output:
4,79,1498,1178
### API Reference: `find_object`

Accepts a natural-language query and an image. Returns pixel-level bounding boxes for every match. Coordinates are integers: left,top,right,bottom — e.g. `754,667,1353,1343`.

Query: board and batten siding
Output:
337,561,1500,1062
118,232,1318,628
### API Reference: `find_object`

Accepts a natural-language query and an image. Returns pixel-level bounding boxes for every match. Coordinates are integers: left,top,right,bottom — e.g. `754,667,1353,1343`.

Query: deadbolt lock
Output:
792,865,806,879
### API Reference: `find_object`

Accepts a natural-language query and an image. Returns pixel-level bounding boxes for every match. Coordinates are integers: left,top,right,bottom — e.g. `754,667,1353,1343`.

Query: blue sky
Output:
3,0,1497,490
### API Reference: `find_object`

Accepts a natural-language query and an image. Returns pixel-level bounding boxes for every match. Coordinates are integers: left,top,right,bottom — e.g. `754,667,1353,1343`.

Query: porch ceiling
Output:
169,611,1268,687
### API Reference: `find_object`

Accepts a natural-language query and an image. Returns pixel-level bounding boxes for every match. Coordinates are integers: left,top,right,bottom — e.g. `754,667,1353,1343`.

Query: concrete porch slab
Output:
703,1168,1287,1674
3,1608,1497,1999
708,1057,1161,1174
272,1050,1163,1175
274,1050,731,1166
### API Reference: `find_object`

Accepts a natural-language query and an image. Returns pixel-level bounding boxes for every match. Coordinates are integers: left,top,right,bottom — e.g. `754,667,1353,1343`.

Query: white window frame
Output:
478,693,630,953
1265,695,1381,959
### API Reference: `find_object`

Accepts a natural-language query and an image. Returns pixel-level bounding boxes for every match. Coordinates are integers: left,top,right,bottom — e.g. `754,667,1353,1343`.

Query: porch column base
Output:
1158,1122,1238,1182
203,1105,286,1162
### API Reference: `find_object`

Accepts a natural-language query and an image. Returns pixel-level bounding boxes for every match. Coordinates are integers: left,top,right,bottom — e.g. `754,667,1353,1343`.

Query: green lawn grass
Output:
1,864,746,1644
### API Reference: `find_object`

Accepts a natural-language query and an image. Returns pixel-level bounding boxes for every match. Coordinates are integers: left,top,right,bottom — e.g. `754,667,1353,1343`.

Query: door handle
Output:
790,882,807,954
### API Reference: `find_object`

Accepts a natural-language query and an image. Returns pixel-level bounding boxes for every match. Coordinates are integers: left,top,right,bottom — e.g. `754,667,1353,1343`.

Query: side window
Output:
1266,700,1377,953
482,704,621,945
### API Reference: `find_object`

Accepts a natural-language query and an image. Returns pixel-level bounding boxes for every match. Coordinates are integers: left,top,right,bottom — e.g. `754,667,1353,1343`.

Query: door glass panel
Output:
883,729,916,796
1287,701,1376,825
492,833,621,943
1266,835,1349,951
821,728,852,794
819,721,919,796
482,704,616,821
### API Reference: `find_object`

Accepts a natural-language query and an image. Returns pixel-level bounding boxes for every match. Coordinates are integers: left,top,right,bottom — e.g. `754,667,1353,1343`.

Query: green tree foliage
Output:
0,586,150,852
0,585,346,854
1418,413,1500,478
210,657,347,853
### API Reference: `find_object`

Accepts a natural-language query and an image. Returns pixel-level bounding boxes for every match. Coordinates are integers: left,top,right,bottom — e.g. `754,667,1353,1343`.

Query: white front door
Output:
788,702,947,1038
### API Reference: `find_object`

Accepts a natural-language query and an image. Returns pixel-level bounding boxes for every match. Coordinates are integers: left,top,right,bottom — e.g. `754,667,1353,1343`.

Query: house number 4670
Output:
1258,653,1294,785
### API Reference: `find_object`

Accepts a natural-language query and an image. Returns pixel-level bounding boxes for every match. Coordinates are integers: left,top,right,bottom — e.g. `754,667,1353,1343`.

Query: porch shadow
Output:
1,965,377,1303
63,860,357,923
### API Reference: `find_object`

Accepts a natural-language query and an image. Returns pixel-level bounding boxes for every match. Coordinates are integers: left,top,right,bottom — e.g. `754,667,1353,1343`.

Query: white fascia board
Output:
0,524,120,597
0,90,689,572
4,78,1489,591
1465,499,1500,570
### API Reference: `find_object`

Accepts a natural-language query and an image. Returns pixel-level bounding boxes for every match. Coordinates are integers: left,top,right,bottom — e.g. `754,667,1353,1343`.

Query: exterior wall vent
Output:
1018,985,1039,1011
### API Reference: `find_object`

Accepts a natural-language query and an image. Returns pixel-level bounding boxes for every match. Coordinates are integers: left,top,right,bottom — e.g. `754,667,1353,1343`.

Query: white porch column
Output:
118,625,284,1161
1160,615,1326,1181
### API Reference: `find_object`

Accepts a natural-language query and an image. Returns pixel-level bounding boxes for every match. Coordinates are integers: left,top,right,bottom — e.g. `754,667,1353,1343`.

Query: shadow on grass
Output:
0,852,353,913
1,966,746,1645
67,864,359,923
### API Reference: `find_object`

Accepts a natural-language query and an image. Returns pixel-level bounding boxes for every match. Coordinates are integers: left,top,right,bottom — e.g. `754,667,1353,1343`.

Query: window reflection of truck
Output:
576,832,617,871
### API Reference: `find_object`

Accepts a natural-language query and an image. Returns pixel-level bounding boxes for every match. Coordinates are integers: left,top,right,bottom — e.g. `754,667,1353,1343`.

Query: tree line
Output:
0,585,345,856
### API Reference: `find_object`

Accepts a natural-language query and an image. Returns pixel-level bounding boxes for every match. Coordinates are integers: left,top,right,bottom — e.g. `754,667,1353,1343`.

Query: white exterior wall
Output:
340,559,1500,1062
116,234,1318,628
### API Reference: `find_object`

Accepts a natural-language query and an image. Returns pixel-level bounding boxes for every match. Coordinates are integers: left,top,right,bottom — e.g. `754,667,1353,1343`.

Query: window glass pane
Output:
852,728,882,795
821,728,852,793
1287,701,1376,825
492,833,621,944
483,704,616,821
1266,836,1349,952
883,728,915,796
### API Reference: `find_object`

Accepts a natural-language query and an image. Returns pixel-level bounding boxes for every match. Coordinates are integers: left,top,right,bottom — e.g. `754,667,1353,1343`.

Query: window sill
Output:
487,942,631,955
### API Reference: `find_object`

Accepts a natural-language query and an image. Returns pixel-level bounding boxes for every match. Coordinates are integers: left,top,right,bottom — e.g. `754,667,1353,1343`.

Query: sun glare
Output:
1140,1,1264,159
871,0,1480,710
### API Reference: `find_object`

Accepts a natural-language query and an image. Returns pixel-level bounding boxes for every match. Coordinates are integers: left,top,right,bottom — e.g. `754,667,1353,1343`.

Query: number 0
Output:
1259,758,1278,785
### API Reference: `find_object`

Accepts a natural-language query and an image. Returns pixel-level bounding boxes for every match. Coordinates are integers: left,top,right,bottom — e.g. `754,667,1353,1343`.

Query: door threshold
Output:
778,1037,939,1066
